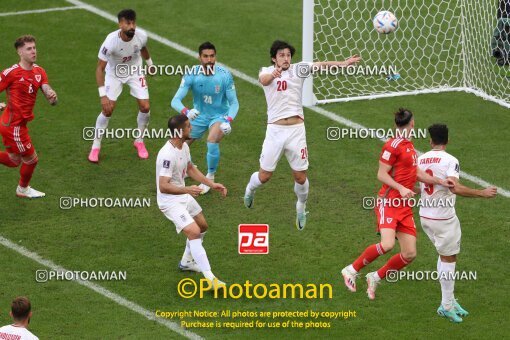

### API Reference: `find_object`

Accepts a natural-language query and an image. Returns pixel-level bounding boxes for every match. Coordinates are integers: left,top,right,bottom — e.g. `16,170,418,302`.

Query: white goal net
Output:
303,0,510,108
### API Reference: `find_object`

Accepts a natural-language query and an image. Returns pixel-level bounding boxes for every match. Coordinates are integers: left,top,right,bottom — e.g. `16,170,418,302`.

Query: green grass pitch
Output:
0,0,509,339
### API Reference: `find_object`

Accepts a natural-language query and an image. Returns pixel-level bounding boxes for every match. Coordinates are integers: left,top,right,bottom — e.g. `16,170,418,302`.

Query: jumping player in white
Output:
418,123,496,323
244,40,361,230
88,9,154,163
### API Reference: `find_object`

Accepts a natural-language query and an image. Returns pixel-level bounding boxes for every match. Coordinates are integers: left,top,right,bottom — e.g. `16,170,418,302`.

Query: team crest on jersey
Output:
215,85,220,94
102,47,108,55
163,160,170,168
35,75,41,82
455,163,460,173
386,218,393,224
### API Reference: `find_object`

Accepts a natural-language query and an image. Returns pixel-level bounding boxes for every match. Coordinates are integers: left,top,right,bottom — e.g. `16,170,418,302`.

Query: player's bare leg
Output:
199,122,225,194
179,212,208,272
293,170,309,230
436,253,465,322
366,231,416,300
89,99,116,163
16,152,45,198
133,98,150,159
343,228,395,293
244,169,272,208
181,220,225,290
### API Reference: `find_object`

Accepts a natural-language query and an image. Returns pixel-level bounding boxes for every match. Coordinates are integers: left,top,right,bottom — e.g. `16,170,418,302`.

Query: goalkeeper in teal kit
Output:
171,42,239,194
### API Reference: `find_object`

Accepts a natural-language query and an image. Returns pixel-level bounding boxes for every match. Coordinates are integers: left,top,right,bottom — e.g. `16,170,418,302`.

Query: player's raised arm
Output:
312,55,362,72
259,66,281,86
171,75,199,120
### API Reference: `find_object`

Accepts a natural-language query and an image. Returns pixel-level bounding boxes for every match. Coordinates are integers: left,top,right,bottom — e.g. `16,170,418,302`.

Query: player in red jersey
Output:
0,35,57,198
341,108,455,300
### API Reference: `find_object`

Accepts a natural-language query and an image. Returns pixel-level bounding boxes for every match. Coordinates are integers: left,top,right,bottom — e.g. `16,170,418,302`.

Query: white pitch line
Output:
66,0,509,198
0,236,203,340
0,6,81,17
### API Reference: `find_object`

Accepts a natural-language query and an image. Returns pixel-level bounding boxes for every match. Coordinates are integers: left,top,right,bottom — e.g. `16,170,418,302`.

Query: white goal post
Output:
302,0,510,109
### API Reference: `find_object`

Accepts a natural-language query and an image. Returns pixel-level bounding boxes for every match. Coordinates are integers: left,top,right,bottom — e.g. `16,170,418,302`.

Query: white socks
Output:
92,112,110,148
246,172,263,196
188,239,213,280
439,258,456,309
136,111,150,142
294,179,309,213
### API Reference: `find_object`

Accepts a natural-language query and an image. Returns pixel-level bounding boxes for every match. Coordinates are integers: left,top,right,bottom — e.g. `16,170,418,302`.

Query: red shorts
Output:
0,124,35,156
375,203,416,237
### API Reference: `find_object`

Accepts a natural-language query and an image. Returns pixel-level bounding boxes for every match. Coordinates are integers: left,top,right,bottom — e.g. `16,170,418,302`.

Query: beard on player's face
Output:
124,29,135,38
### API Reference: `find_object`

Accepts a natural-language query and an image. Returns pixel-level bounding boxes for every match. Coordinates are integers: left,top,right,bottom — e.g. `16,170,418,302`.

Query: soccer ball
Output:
373,11,398,34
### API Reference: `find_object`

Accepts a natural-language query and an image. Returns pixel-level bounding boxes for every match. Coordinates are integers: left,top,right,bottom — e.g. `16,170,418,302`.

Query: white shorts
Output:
420,215,461,256
160,194,202,233
105,74,149,101
259,123,308,172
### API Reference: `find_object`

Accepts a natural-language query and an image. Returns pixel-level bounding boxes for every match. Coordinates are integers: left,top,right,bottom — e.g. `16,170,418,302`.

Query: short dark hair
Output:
199,41,216,55
118,9,136,22
11,297,31,321
428,123,449,145
270,40,295,63
394,108,414,127
14,35,36,50
168,114,188,136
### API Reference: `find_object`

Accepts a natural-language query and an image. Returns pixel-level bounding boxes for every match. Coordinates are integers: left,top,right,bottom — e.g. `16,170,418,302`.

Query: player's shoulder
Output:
384,137,406,150
103,30,120,44
259,64,274,74
32,63,46,72
418,149,433,160
443,151,459,164
135,28,148,39
214,65,230,76
2,63,21,77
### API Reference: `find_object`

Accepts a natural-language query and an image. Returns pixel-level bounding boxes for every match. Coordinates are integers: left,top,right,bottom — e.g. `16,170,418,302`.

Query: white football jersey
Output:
259,62,312,123
0,325,39,340
418,150,460,219
98,29,148,77
156,141,191,207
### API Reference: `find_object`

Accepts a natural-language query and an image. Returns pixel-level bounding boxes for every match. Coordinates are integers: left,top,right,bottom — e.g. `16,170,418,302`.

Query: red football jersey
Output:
378,137,418,199
0,63,48,126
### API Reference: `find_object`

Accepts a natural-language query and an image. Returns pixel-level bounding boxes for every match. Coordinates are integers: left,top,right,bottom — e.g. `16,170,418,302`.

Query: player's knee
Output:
103,109,113,117
7,154,21,167
401,250,416,262
294,174,307,185
139,103,150,113
259,170,272,183
380,240,395,252
22,153,38,165
199,222,208,233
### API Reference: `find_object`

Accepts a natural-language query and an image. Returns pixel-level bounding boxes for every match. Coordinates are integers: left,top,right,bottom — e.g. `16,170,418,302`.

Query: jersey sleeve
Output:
171,74,193,113
98,36,112,62
40,68,49,86
158,155,173,178
446,157,460,179
379,142,399,166
0,68,14,93
259,66,273,77
224,70,239,120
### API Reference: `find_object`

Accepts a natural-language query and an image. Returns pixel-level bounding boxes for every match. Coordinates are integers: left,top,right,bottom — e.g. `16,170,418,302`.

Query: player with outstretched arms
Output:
243,40,361,230
0,35,57,198
157,114,227,289
171,42,239,194
418,124,496,323
88,9,154,163
341,109,455,299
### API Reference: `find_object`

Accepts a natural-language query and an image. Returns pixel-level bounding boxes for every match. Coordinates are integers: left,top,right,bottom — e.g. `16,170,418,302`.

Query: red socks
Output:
352,243,387,272
19,161,37,188
377,253,411,279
